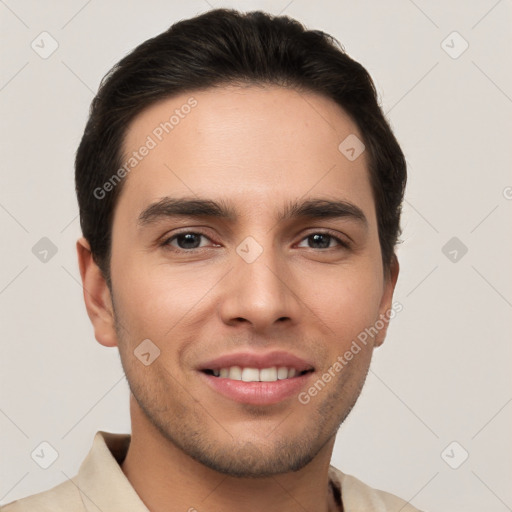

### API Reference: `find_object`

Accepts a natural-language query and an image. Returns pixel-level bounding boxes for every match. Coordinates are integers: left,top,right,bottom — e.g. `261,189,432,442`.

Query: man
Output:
4,8,420,511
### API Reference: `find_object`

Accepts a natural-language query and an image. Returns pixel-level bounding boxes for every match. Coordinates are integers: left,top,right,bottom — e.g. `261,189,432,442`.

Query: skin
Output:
77,84,399,512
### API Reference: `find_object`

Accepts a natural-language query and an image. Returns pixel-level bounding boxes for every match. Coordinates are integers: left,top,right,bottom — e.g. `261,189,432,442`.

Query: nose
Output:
218,238,302,332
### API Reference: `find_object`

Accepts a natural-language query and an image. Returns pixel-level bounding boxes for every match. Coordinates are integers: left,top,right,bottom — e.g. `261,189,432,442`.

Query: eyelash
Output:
160,230,350,253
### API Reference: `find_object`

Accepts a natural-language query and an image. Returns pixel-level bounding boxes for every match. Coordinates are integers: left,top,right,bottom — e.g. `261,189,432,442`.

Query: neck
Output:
121,395,340,512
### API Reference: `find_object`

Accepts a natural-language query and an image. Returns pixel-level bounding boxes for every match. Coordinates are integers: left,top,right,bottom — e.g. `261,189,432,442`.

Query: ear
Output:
374,255,400,348
76,237,118,347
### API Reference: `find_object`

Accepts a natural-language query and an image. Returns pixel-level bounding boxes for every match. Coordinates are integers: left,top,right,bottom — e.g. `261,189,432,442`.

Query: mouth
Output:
197,351,316,405
202,366,314,382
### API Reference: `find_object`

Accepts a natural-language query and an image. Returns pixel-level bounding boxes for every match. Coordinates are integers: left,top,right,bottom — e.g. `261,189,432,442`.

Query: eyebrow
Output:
138,196,368,227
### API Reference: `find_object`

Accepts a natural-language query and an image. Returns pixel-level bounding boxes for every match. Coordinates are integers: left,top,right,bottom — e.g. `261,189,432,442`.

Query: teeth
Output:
229,366,242,380
211,366,304,382
277,367,289,379
241,368,259,382
260,367,277,381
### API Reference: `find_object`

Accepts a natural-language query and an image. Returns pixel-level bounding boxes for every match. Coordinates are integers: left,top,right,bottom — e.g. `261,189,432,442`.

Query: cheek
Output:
111,258,221,341
305,261,384,340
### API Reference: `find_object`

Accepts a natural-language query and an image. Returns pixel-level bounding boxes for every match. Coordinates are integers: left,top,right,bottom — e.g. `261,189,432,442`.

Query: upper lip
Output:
197,350,315,372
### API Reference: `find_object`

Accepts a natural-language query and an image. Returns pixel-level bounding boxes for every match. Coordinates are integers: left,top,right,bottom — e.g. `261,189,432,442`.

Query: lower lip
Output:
199,371,314,405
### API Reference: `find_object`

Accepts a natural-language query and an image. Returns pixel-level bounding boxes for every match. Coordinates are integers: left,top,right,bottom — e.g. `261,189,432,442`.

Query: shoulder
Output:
329,466,425,511
1,476,83,512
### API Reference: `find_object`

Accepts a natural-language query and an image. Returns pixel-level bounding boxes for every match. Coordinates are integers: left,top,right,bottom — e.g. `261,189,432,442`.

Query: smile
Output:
199,367,315,406
203,366,312,382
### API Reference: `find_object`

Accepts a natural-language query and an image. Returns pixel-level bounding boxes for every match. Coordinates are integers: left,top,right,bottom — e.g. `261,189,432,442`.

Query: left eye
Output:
296,233,346,249
163,231,347,252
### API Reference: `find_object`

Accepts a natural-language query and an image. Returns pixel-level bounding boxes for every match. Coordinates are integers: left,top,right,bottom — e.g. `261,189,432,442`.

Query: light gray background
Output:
1,1,511,510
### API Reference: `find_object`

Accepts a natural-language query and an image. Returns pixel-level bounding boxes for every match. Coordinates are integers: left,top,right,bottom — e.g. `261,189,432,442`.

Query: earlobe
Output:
374,255,400,348
76,237,118,347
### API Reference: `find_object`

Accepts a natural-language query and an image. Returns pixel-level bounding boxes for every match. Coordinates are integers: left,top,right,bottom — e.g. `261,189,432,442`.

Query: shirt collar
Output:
76,431,148,511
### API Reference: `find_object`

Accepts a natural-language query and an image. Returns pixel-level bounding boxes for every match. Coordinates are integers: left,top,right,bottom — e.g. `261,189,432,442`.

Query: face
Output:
99,85,398,477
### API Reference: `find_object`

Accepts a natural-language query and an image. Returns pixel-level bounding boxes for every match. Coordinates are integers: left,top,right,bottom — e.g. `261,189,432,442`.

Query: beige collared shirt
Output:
2,431,422,511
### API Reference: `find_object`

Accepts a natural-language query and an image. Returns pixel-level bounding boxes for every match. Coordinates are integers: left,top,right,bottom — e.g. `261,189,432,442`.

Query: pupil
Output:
178,233,200,249
310,234,330,249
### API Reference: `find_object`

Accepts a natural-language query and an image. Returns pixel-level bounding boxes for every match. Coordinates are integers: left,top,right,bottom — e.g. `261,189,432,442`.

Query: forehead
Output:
117,84,374,221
